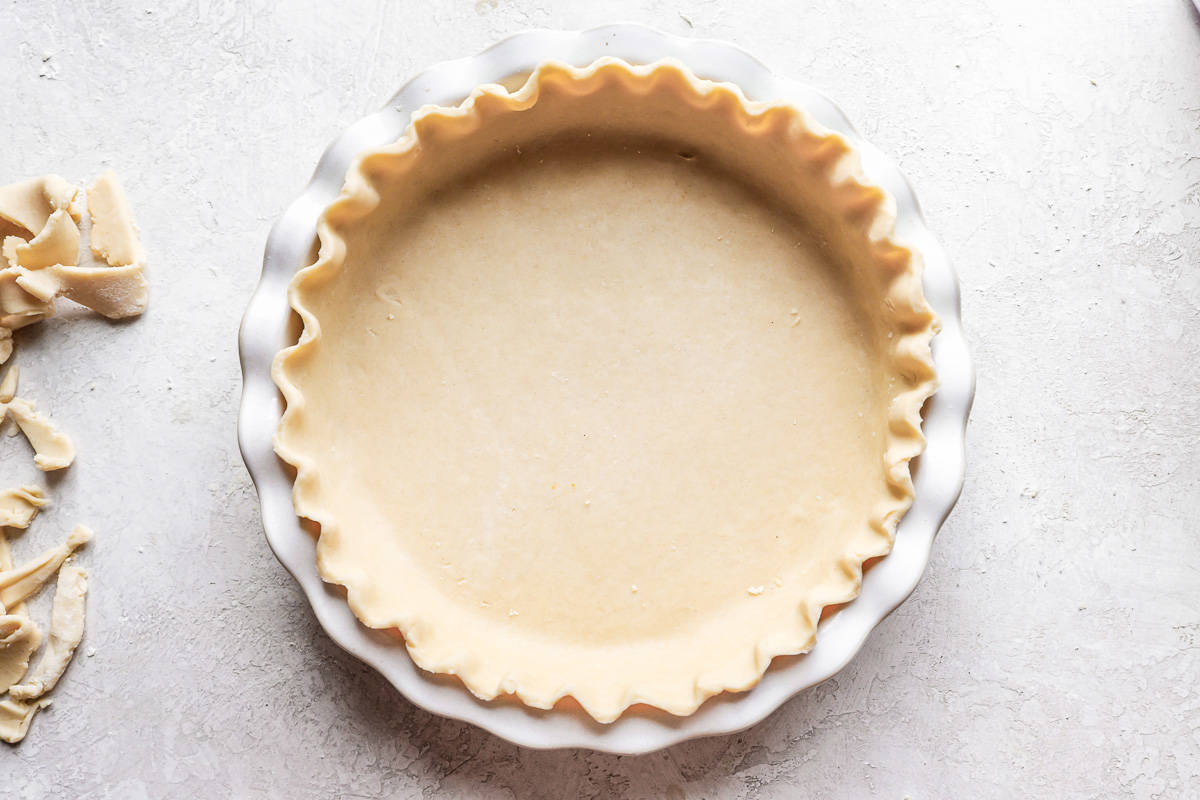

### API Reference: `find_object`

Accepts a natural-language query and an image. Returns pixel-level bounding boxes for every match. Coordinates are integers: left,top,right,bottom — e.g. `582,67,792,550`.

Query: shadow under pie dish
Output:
271,57,938,723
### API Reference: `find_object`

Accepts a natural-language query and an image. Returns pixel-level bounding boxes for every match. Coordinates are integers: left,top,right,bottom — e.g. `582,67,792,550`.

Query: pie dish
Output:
271,55,938,723
240,23,972,752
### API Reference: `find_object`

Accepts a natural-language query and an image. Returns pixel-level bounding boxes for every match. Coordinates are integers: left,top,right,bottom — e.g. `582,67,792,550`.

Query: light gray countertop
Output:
3,1,1198,797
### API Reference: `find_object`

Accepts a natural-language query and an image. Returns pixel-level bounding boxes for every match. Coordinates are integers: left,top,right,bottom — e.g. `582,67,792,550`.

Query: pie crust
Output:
273,58,938,722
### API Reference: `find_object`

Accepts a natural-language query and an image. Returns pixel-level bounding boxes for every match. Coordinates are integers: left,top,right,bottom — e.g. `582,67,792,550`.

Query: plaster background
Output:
1,1,1198,797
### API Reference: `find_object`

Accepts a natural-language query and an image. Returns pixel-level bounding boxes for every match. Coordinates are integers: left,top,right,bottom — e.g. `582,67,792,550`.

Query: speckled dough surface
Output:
2,1,1199,797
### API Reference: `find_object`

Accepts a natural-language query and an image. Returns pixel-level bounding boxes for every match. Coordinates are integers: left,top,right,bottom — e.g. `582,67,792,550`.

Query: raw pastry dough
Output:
0,486,42,707
0,237,16,268
0,175,81,236
87,171,145,267
8,209,80,269
0,269,53,327
0,170,147,352
10,564,86,701
32,264,148,319
274,59,938,721
0,615,41,690
0,525,91,609
0,530,17,599
0,365,16,437
0,175,79,324
0,364,15,402
0,486,47,529
12,267,58,303
0,170,131,742
0,697,48,744
6,398,74,471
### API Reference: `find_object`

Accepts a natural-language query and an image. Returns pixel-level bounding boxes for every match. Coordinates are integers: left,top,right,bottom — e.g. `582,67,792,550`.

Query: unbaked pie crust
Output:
273,58,938,722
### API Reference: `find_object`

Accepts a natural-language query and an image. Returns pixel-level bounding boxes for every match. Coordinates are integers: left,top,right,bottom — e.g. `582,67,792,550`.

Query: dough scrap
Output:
32,264,147,319
0,175,81,236
0,268,54,319
10,564,86,701
6,397,75,470
0,364,15,402
87,171,144,267
0,697,49,744
0,486,46,529
0,615,41,691
0,365,14,437
12,266,58,303
0,531,14,573
0,525,91,609
0,235,22,268
0,308,51,331
0,171,146,368
0,530,24,615
9,209,80,269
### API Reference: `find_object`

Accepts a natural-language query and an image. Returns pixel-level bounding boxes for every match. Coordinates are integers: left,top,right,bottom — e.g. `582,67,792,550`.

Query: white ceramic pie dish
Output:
238,23,974,754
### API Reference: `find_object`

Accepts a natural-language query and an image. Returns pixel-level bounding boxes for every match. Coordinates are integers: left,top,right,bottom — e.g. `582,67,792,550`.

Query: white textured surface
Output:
2,0,1198,796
